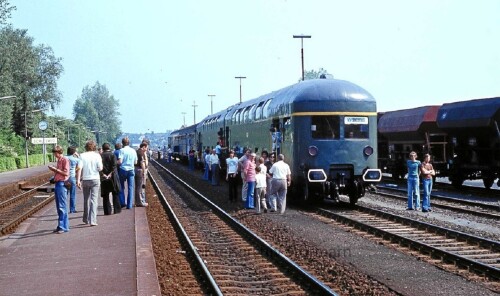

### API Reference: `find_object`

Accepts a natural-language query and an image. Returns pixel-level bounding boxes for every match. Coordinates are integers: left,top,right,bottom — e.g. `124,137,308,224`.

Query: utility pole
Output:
208,94,216,115
192,101,198,125
293,34,312,81
235,76,246,103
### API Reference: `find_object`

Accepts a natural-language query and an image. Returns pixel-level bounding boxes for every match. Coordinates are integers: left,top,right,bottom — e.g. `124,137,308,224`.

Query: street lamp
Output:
235,76,246,103
57,119,71,142
192,101,198,125
90,130,107,146
208,94,216,115
293,34,312,81
24,108,43,168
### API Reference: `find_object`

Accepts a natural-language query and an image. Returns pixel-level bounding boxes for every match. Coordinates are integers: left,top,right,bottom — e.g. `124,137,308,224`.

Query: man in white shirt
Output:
268,154,291,214
208,149,220,186
77,140,103,226
225,150,239,202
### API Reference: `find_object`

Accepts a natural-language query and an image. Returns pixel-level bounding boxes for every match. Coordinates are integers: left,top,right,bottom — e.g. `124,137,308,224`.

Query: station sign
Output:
31,137,58,144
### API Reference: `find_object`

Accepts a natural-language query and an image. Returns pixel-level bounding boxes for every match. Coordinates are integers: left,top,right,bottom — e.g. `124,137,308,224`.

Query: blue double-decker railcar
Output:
170,78,382,204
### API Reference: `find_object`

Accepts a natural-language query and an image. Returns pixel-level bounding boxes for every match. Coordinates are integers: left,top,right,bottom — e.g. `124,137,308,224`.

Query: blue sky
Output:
10,0,500,133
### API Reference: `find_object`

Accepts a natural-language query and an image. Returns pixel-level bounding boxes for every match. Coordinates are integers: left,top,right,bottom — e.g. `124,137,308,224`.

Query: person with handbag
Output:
100,143,121,215
48,145,70,234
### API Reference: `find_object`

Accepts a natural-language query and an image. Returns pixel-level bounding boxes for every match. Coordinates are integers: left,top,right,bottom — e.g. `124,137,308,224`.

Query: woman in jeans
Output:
420,154,435,212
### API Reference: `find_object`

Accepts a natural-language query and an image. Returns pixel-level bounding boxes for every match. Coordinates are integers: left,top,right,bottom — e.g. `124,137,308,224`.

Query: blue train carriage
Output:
214,78,381,205
377,106,449,180
437,97,500,189
168,123,198,163
286,79,381,204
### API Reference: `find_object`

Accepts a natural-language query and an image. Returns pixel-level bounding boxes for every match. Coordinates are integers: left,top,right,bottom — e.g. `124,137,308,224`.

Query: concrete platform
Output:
0,165,160,296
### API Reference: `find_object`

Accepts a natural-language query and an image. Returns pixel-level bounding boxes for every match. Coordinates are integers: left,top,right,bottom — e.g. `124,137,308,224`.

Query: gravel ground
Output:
151,159,499,296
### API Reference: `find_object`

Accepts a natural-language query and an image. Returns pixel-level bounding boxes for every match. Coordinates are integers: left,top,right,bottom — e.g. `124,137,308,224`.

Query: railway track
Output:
376,185,500,219
0,184,54,235
150,161,337,295
308,204,500,291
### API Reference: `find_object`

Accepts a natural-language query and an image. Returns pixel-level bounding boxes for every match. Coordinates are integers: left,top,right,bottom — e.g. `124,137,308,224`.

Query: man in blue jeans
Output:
66,146,82,213
406,151,421,210
118,137,137,209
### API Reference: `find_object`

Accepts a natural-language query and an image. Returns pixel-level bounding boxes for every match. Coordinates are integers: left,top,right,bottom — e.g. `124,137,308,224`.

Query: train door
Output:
270,117,291,157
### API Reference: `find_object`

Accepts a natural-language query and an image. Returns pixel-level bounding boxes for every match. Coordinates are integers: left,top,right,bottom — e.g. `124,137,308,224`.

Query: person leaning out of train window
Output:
420,154,435,213
208,149,221,186
225,150,239,202
48,145,70,234
406,151,421,211
215,142,222,158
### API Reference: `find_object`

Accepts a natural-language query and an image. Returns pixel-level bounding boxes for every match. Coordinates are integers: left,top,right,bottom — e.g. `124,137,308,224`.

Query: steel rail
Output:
1,194,53,234
316,205,500,280
375,187,500,219
152,159,338,295
148,169,223,296
0,182,51,210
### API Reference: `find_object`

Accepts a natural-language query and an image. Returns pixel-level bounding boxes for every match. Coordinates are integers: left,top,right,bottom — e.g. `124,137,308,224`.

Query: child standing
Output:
255,166,268,213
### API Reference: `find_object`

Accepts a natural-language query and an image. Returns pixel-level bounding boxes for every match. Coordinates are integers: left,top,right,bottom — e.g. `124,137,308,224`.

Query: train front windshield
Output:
311,115,369,139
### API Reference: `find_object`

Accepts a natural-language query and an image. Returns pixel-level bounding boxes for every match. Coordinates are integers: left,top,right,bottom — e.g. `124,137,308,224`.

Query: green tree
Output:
300,68,332,81
0,26,63,133
0,0,15,27
73,82,122,145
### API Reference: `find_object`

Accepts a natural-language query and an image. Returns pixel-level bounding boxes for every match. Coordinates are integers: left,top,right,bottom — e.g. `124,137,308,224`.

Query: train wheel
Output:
483,177,494,189
348,180,360,205
300,183,309,202
451,177,464,189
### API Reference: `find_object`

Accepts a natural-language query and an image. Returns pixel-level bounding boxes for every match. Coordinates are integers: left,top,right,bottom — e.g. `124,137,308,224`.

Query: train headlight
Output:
363,169,382,182
307,169,327,182
308,145,319,156
363,145,374,156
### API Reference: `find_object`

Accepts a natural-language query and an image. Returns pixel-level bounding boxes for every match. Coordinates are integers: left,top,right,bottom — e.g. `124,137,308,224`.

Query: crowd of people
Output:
199,145,291,215
48,137,150,234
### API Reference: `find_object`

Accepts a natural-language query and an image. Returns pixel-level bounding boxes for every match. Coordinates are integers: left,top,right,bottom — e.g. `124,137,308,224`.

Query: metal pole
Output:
300,42,305,81
24,110,29,168
235,77,246,103
208,94,215,115
192,101,198,125
293,35,311,81
181,112,186,127
43,130,46,165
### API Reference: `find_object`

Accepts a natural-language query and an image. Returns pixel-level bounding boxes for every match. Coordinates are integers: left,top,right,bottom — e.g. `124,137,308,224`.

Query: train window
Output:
249,104,257,121
344,116,369,139
233,109,242,124
239,108,246,124
255,101,265,120
311,116,340,139
262,99,272,118
243,106,252,123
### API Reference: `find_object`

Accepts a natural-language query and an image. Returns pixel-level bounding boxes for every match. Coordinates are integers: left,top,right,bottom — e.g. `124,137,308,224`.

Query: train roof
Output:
378,105,440,134
194,78,377,128
168,123,197,137
437,97,500,129
267,78,376,113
